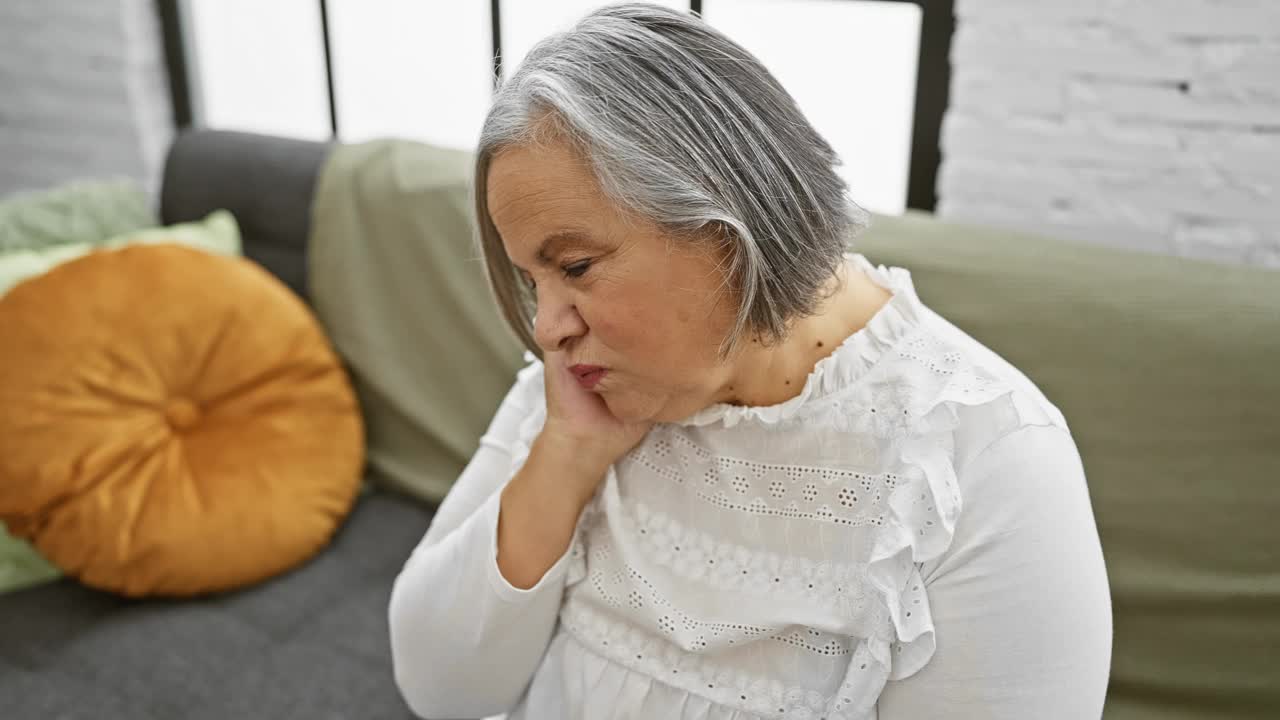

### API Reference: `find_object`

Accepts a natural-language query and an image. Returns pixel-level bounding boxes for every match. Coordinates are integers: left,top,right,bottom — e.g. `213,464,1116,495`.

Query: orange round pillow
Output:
0,244,364,597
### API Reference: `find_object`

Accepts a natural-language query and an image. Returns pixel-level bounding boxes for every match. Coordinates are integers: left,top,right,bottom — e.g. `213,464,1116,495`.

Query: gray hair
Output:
474,2,868,358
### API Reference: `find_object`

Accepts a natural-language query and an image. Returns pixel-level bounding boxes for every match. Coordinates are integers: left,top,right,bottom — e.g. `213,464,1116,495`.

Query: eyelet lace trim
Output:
617,500,874,618
626,428,920,531
561,593,885,720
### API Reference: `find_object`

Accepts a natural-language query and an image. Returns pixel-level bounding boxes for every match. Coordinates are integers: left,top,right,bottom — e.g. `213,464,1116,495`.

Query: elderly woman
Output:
389,4,1111,719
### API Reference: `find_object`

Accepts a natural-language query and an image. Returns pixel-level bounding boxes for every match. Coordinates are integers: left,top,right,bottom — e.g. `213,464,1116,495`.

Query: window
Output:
183,0,330,140
327,1,493,149
703,0,921,215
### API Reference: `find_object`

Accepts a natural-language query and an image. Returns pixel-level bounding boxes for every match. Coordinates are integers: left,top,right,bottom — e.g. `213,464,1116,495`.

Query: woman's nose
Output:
532,288,587,352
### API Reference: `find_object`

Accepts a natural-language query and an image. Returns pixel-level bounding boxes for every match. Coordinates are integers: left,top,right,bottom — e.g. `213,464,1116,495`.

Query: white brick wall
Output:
939,0,1280,269
0,0,174,199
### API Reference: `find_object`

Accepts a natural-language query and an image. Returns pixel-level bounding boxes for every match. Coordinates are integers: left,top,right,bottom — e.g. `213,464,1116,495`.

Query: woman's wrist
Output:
534,424,620,485
496,434,607,589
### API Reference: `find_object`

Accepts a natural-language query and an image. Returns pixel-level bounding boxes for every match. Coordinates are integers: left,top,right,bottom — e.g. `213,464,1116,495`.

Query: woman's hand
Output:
538,350,653,482
496,351,652,589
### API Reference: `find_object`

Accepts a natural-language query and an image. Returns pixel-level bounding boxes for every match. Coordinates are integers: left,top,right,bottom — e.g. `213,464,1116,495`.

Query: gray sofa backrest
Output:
159,130,331,301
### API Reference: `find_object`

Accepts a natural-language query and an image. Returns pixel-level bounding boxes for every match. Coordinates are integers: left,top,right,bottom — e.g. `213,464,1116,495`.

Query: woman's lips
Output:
569,364,607,390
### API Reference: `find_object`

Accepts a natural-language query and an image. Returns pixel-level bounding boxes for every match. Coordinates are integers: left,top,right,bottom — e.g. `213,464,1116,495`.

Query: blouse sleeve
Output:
876,424,1113,719
389,362,571,719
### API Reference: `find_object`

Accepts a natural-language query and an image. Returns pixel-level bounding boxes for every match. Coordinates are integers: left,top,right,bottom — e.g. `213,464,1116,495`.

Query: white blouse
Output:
389,255,1112,720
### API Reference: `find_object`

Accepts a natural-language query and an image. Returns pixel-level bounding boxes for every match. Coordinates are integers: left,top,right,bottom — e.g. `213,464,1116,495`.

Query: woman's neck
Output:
719,262,893,408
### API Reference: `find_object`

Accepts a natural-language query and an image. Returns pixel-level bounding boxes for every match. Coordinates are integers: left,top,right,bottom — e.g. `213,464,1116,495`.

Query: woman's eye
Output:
563,260,592,279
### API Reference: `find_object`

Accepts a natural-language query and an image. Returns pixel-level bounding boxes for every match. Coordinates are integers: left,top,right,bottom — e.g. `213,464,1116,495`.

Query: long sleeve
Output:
389,363,569,719
877,424,1113,719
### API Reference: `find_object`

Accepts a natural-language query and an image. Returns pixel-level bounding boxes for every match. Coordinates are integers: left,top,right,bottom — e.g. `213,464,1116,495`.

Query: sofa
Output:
1,129,1277,719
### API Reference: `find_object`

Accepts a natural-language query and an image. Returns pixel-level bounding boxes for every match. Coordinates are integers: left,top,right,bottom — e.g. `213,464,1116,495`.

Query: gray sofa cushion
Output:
0,492,431,719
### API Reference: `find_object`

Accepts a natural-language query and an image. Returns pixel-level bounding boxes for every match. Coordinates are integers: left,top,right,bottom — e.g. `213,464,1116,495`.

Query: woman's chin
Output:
602,390,700,426
600,392,664,425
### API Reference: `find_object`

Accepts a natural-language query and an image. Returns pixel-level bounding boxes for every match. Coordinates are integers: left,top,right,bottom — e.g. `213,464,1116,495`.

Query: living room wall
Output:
939,0,1280,269
0,0,173,197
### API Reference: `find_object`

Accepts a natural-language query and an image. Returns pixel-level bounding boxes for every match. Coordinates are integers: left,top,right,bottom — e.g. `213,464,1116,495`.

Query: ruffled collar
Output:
674,254,923,428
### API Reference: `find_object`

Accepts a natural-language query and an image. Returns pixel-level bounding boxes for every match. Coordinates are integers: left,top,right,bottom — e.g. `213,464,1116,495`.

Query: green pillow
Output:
0,209,243,595
0,523,59,594
0,209,242,297
0,179,156,253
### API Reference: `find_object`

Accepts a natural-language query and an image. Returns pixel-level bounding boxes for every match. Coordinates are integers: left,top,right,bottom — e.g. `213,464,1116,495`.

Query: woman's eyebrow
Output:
508,230,606,272
536,230,605,263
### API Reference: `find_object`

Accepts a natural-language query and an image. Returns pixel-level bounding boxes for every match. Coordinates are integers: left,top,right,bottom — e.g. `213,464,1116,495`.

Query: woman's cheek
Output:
597,302,656,352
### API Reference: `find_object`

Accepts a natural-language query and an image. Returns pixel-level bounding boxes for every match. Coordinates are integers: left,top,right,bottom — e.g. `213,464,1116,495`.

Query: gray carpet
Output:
0,492,436,720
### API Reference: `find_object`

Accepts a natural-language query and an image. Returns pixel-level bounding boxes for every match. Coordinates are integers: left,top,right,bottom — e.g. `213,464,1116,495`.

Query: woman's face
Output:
487,139,739,423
